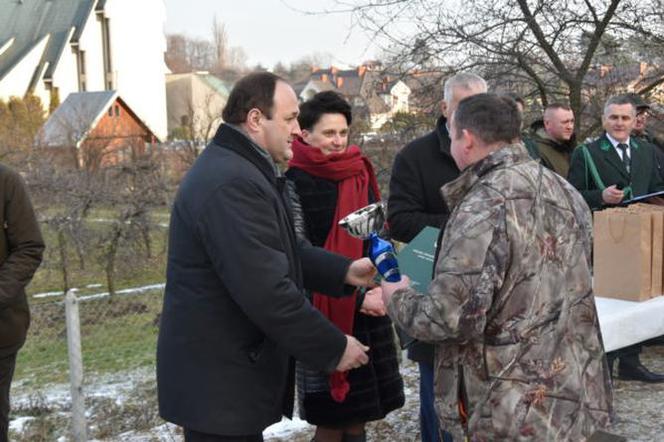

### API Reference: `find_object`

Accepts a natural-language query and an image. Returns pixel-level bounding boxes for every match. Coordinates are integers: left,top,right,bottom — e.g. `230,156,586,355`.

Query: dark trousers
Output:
0,352,17,442
184,428,264,442
419,361,453,442
607,344,641,371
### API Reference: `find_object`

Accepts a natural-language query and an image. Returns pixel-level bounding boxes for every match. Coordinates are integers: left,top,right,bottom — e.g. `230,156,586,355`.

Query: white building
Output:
166,72,230,142
0,0,168,140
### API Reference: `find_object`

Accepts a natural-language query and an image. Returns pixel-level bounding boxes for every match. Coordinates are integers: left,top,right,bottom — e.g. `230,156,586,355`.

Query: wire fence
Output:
11,286,181,441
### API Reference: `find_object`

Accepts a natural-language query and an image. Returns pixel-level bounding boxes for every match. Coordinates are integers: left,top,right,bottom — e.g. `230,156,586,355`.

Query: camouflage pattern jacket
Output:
388,144,613,441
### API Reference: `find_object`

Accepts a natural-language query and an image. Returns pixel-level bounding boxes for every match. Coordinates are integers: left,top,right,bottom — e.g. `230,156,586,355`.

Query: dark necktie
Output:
617,143,630,173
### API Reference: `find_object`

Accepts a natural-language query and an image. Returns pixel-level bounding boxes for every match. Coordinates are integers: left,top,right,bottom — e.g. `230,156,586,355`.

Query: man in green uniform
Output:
568,94,664,383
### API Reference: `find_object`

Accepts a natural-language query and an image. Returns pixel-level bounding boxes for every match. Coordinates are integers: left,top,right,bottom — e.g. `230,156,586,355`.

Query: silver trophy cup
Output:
339,202,401,282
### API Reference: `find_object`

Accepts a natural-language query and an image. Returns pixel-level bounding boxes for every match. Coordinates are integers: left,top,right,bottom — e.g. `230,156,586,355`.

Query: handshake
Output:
335,258,391,372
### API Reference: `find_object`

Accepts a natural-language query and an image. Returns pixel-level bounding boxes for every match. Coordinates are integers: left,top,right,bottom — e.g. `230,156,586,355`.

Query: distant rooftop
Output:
40,90,118,147
0,0,100,84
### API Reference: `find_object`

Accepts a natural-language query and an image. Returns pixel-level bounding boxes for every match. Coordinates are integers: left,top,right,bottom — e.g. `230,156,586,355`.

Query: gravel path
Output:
267,346,664,442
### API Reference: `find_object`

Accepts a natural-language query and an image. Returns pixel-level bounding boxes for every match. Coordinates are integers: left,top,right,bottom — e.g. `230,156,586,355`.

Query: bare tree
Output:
343,0,664,137
211,16,228,72
96,143,171,296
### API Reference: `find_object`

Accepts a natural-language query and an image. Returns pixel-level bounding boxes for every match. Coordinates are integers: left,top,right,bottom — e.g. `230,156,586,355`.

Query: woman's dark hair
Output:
453,93,521,144
298,91,352,130
222,71,284,124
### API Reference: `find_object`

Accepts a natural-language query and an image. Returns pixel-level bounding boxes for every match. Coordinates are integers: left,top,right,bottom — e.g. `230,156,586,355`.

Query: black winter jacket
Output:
157,125,352,435
387,117,460,363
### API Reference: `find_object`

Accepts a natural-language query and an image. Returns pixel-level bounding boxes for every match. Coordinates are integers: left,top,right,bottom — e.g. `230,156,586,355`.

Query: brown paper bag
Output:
593,207,652,301
626,203,664,296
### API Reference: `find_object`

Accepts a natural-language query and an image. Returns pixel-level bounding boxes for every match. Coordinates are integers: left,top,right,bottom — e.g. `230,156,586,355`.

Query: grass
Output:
26,220,169,302
14,290,163,387
15,215,169,388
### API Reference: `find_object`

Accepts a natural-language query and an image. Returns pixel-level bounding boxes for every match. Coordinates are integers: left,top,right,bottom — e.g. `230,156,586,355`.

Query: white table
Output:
595,296,664,352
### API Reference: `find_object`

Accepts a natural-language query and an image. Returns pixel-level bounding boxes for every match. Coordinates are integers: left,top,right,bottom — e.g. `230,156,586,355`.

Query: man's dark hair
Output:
545,102,572,113
222,71,285,124
298,91,352,130
503,92,525,108
454,93,521,145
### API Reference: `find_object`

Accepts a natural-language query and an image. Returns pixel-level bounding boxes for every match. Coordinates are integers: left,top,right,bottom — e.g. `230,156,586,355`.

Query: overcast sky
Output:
163,0,379,69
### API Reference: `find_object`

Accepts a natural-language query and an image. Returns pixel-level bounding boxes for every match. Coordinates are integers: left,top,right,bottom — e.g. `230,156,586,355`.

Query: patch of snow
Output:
263,416,312,439
78,283,165,302
33,287,78,299
9,416,34,432
86,283,103,289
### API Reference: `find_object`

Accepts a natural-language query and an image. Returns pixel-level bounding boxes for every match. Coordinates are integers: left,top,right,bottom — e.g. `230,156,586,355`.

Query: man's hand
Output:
345,257,377,287
602,185,624,205
336,335,370,371
360,287,387,316
380,275,412,307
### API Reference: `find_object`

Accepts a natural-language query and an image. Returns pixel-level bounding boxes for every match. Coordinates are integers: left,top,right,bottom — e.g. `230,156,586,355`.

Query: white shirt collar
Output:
605,132,630,149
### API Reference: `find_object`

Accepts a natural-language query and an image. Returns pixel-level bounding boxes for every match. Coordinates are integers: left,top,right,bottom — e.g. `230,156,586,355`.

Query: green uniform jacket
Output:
567,133,664,209
0,164,44,357
529,127,575,177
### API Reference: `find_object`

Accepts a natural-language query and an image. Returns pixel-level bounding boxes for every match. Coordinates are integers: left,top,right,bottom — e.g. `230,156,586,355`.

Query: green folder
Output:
394,226,440,349
397,226,440,289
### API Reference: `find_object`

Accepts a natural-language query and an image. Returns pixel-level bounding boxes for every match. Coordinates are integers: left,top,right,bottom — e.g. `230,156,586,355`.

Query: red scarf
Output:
289,137,380,402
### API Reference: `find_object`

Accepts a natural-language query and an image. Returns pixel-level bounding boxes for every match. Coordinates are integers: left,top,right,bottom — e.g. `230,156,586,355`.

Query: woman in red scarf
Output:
286,91,404,442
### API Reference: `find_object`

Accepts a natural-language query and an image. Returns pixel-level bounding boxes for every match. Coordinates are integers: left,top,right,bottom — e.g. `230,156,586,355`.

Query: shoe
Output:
642,335,664,346
617,360,664,383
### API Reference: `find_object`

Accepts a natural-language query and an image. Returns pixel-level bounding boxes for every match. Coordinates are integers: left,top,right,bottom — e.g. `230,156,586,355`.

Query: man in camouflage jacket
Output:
383,94,613,441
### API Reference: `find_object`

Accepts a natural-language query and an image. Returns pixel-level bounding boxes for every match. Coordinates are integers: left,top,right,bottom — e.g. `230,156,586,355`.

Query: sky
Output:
163,0,379,69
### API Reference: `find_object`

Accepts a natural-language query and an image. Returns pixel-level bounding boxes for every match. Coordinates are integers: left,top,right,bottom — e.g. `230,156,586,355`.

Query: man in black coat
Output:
157,73,377,442
387,72,486,442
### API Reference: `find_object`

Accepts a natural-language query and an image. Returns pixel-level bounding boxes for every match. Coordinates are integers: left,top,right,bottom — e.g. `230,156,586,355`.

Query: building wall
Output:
390,81,411,113
103,0,168,140
49,31,80,110
190,76,225,141
166,73,226,141
77,10,107,92
165,74,194,136
83,98,152,168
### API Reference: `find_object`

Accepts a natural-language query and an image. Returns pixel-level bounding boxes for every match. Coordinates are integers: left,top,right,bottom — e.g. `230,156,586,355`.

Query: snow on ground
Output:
31,283,165,301
264,416,313,440
8,416,34,433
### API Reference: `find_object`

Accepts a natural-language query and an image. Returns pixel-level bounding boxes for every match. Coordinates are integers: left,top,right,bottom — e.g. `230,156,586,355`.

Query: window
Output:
114,105,120,117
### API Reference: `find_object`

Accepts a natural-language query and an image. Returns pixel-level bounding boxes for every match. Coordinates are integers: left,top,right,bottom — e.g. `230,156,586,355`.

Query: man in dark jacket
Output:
387,72,486,442
0,164,44,440
157,72,377,442
529,103,577,177
568,94,664,383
